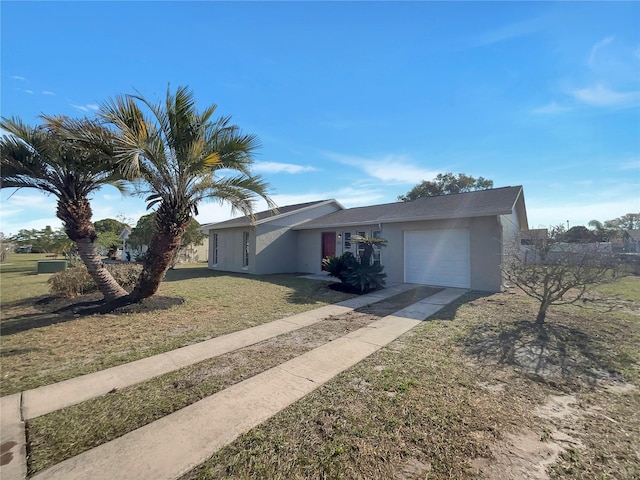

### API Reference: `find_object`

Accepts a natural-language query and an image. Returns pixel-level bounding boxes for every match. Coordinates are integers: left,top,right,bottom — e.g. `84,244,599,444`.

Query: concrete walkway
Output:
1,285,467,480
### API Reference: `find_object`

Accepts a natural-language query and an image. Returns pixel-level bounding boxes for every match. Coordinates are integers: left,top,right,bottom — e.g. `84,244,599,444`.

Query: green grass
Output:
0,253,54,304
26,287,439,475
180,278,640,480
0,257,355,395
4,254,639,479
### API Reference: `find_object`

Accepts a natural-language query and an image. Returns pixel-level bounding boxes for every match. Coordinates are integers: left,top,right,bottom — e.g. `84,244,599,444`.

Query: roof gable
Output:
200,199,343,230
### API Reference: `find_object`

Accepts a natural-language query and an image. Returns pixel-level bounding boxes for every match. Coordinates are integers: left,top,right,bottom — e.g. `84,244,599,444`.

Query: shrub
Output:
323,251,386,293
322,252,358,282
346,262,387,293
48,265,95,297
49,263,142,298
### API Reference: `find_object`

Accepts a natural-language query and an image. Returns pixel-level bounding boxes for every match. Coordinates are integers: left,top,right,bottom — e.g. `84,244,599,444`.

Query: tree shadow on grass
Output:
1,294,185,335
461,318,623,386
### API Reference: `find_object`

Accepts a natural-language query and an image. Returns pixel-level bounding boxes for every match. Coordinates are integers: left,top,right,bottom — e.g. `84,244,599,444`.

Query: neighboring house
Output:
200,186,530,292
118,226,132,261
625,230,640,253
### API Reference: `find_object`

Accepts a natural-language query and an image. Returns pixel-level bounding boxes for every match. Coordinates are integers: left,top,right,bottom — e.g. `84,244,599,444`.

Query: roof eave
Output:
293,210,513,230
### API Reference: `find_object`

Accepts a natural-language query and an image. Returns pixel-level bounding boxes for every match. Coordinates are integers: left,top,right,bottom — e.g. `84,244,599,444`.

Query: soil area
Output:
35,292,185,316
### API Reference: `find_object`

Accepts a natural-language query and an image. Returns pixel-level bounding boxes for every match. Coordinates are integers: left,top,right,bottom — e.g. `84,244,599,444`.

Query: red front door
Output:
321,231,336,269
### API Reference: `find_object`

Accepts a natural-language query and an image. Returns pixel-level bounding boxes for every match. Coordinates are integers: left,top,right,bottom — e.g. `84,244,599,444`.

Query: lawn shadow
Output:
461,318,623,386
428,291,493,321
1,310,81,336
1,293,185,335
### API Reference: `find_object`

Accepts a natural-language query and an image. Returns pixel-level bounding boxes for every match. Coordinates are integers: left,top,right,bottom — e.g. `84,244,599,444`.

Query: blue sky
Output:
1,1,639,236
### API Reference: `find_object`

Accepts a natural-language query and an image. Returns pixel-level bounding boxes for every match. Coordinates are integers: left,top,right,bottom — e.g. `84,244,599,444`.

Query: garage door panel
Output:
404,229,470,288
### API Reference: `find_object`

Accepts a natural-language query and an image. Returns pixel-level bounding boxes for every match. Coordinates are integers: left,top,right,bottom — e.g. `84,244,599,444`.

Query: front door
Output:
321,231,336,269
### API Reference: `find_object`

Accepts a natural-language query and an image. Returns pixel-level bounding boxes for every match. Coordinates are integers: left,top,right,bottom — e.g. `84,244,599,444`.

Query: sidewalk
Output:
2,285,467,480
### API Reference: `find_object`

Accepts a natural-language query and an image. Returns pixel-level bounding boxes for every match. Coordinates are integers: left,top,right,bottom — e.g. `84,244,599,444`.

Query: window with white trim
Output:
372,229,382,264
356,231,366,261
343,232,351,251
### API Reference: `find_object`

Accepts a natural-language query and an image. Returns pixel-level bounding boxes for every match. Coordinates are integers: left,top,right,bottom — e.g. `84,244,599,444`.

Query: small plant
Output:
322,252,358,282
49,263,142,298
48,265,96,297
323,250,387,293
346,262,387,293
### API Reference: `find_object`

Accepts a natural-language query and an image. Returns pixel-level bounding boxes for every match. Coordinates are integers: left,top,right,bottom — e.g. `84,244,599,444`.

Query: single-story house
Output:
199,186,529,291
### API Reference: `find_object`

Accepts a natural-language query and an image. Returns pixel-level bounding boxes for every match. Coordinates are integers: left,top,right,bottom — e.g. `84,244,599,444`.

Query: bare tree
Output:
502,236,623,324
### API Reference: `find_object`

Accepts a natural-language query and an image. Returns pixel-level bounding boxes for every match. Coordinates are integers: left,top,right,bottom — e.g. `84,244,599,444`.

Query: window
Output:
212,233,218,265
242,231,249,268
343,232,351,250
372,230,382,265
356,231,366,261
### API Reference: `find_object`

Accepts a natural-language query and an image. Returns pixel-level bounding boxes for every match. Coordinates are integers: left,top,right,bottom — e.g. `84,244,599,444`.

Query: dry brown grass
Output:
180,277,640,480
26,287,440,475
1,259,354,395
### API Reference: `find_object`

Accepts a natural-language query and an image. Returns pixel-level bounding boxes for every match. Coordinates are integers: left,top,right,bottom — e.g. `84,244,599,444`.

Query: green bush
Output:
322,252,358,282
323,252,386,293
346,262,387,293
48,263,141,298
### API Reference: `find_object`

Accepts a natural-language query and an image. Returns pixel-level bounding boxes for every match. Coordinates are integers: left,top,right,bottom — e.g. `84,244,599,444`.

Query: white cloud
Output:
472,17,543,47
588,36,615,68
569,84,639,108
42,91,55,96
325,152,440,184
618,158,640,170
252,161,317,174
12,75,26,81
0,191,61,236
70,103,100,113
531,101,572,115
24,90,33,94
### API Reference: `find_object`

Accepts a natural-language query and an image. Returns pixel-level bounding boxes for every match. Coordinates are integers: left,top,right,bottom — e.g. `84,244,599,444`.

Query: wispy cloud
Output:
42,91,55,96
11,75,26,81
0,191,61,235
569,84,639,108
70,103,100,112
534,36,639,114
252,161,317,174
472,17,543,47
531,101,572,115
618,158,640,170
24,90,33,94
588,35,614,67
325,152,440,184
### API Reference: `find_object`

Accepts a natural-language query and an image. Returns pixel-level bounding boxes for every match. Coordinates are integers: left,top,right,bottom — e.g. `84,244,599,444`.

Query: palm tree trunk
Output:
128,222,185,302
57,198,128,301
75,238,129,301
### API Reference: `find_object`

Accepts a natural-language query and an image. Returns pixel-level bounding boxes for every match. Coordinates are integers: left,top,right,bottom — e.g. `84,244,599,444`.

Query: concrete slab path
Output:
0,283,418,480
29,287,467,480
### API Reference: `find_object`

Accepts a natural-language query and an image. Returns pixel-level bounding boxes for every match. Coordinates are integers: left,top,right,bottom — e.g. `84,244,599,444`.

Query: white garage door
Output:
404,229,470,288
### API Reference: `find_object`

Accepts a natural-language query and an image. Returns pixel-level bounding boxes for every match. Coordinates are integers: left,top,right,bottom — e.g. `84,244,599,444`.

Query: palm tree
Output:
0,117,129,301
99,86,275,301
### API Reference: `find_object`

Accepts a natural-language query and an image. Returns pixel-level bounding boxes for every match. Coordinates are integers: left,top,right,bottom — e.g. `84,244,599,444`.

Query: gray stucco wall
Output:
207,227,256,274
295,216,504,291
205,202,342,275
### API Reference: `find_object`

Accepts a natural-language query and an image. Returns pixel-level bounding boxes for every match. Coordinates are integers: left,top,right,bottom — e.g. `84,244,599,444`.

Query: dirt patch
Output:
35,292,185,316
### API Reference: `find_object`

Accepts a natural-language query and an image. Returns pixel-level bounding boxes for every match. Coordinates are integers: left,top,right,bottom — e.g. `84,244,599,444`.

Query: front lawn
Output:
181,277,640,480
2,252,638,479
0,253,354,395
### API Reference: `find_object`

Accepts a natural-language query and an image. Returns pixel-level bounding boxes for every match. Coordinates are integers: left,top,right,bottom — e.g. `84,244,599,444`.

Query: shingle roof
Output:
199,199,338,230
294,186,524,229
